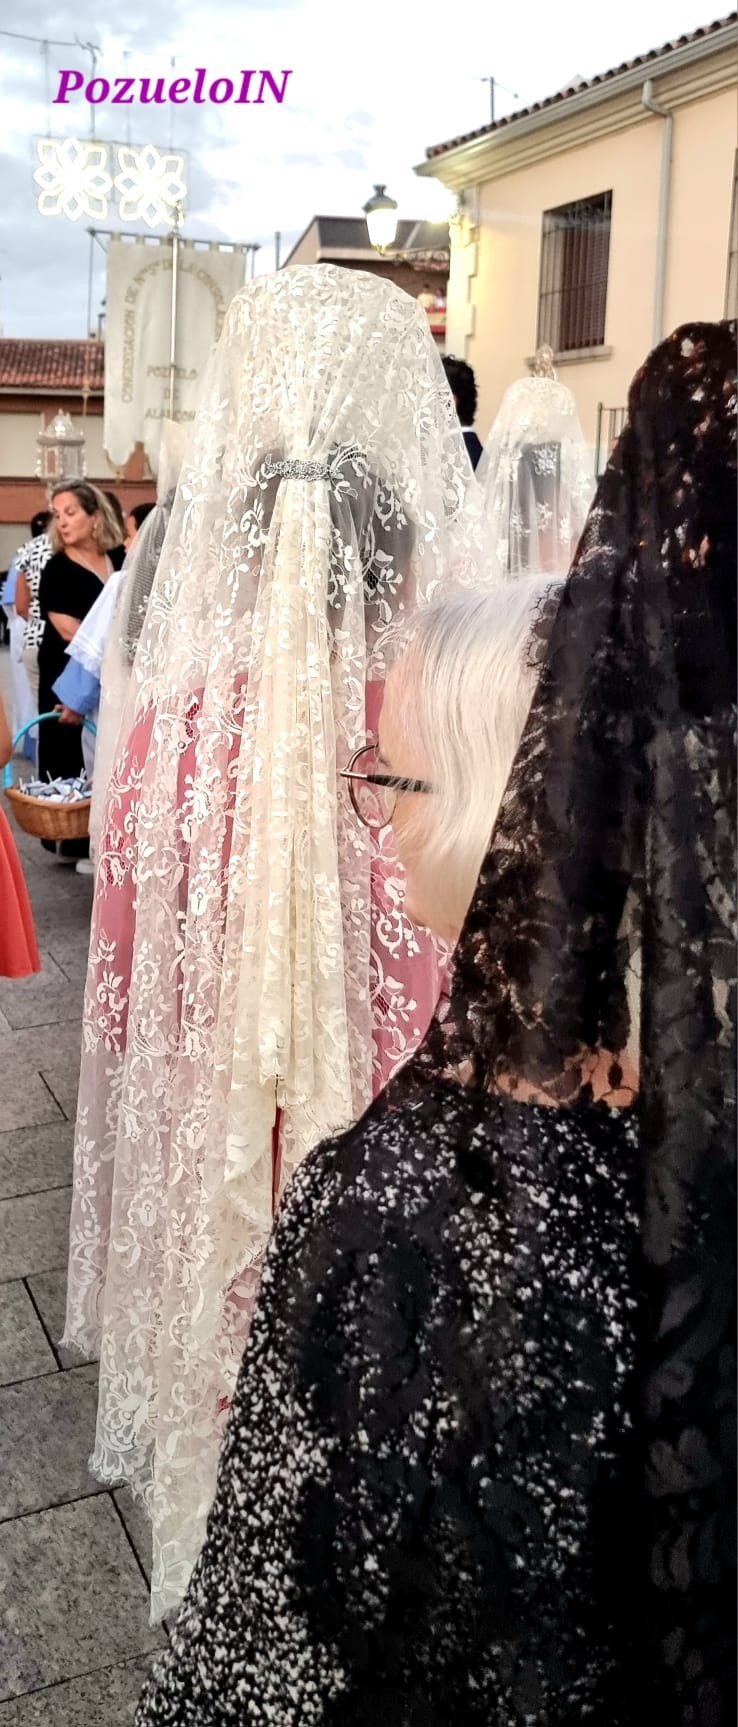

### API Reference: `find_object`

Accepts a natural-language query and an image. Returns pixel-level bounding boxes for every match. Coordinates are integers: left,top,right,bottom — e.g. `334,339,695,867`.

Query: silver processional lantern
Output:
36,410,87,491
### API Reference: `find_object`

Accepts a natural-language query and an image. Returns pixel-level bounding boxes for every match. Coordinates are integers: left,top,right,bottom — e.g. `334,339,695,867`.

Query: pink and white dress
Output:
62,265,485,1620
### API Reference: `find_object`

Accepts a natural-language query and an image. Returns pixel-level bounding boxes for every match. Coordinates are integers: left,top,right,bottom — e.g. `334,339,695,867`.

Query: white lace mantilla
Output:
478,375,595,579
63,265,488,1620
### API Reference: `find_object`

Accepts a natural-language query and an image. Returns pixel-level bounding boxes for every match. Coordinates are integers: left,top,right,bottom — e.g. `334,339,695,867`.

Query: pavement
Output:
0,649,163,1723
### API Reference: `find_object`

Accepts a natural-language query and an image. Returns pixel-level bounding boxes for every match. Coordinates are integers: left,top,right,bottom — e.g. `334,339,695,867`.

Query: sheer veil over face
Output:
65,265,486,1619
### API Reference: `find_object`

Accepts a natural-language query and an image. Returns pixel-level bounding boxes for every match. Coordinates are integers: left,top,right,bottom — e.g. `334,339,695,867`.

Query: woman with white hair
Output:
344,576,560,943
137,321,735,1725
63,264,485,1620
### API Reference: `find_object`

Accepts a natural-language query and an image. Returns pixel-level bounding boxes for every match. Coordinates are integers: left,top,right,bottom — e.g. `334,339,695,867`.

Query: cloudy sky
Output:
0,0,727,336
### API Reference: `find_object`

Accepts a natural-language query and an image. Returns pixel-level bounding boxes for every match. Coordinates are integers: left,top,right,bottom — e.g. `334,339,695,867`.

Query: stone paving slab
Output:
25,1269,96,1371
0,691,162,1724
0,1365,101,1521
0,975,85,1033
113,1490,153,1584
0,1123,73,1203
0,1189,71,1283
0,1496,164,1701
0,1657,155,1726
35,1069,79,1122
0,1283,57,1388
0,1072,64,1136
0,1021,84,1079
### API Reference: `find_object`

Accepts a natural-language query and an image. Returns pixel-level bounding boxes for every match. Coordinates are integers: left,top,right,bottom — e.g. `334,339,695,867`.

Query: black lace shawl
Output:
137,323,736,1725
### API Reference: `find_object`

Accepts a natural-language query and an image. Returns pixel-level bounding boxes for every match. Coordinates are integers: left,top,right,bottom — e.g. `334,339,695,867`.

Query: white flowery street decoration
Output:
34,137,112,221
33,137,188,227
114,145,187,228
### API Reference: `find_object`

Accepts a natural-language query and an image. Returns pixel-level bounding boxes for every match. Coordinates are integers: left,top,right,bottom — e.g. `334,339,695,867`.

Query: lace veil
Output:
393,321,736,1715
68,265,485,1617
477,368,595,578
89,421,188,858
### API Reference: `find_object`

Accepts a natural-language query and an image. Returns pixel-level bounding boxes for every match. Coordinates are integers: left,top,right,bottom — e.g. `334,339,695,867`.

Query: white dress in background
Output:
478,373,595,579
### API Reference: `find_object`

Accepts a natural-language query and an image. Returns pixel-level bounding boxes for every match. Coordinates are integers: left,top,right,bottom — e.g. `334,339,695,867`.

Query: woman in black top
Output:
38,481,124,854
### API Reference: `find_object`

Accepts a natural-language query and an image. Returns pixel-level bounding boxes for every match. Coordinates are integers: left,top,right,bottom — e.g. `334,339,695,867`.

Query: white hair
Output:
395,576,563,934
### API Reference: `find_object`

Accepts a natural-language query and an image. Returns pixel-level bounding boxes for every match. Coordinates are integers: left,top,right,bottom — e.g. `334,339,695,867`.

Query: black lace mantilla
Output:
137,323,736,1724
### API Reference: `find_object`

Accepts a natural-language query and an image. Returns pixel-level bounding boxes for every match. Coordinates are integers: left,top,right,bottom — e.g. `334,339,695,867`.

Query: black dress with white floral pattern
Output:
138,1088,639,1725
138,320,736,1726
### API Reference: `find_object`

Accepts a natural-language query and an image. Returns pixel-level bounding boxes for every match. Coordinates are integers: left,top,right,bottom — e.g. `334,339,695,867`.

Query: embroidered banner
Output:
104,236,245,470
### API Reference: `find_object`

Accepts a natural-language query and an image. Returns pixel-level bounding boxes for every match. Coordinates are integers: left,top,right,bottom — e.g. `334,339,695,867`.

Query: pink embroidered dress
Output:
63,266,487,1620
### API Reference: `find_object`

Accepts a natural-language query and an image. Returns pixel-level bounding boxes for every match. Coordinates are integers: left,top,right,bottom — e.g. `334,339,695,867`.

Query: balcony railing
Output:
595,403,627,475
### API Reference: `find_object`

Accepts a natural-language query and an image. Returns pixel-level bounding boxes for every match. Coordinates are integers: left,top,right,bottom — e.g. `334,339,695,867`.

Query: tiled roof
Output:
425,12,737,159
0,339,105,393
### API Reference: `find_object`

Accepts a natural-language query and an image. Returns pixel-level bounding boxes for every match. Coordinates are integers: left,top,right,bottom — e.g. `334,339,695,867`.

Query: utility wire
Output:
0,28,100,49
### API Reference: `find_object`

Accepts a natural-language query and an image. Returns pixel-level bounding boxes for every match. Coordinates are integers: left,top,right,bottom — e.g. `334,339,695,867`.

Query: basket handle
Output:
3,712,97,791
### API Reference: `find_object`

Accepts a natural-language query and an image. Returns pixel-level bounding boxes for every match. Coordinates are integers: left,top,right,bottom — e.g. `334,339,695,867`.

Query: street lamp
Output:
363,184,399,254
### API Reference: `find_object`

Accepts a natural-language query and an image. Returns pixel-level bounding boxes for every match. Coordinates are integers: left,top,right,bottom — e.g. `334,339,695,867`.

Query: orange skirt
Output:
0,805,41,979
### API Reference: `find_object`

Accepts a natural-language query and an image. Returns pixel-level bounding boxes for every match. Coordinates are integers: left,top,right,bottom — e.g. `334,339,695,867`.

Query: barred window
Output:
725,152,738,319
537,192,612,354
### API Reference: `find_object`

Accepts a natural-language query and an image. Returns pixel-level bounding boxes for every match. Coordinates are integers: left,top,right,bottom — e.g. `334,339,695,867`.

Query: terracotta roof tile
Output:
0,339,104,393
425,12,737,159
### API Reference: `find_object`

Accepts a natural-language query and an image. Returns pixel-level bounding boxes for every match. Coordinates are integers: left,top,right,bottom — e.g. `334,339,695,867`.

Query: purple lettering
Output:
236,69,255,103
209,76,234,103
169,77,191,103
53,68,84,103
140,77,166,104
86,76,110,104
111,76,135,104
254,69,292,104
193,67,207,104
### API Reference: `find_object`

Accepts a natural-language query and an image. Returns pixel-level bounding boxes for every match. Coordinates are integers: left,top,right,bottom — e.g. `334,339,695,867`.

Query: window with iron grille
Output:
725,152,738,319
537,192,612,354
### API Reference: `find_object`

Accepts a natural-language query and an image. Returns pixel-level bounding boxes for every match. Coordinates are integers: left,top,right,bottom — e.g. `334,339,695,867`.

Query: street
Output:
0,655,162,1723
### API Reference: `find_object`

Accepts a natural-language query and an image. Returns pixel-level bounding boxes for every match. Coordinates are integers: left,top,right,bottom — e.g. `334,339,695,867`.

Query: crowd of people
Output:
0,264,734,1724
0,488,155,869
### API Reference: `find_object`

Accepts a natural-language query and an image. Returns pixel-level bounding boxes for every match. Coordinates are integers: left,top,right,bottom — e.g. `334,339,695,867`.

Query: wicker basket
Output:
3,712,96,842
4,784,92,841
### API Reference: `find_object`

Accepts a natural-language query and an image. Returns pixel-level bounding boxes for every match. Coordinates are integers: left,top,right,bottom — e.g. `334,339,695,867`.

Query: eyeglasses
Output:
341,741,432,831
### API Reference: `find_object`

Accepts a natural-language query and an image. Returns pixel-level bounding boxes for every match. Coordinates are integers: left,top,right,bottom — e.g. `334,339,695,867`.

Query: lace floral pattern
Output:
137,1092,640,1725
90,419,188,860
477,376,594,579
138,322,734,1722
63,266,484,1619
406,322,737,1717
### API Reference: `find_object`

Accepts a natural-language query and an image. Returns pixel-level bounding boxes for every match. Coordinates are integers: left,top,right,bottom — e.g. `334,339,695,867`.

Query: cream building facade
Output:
416,14,737,464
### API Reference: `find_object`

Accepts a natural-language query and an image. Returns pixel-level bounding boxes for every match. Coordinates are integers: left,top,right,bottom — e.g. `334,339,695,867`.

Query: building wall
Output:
0,397,155,569
449,82,735,455
0,407,116,482
282,227,321,267
282,224,447,335
663,88,736,333
285,250,446,306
